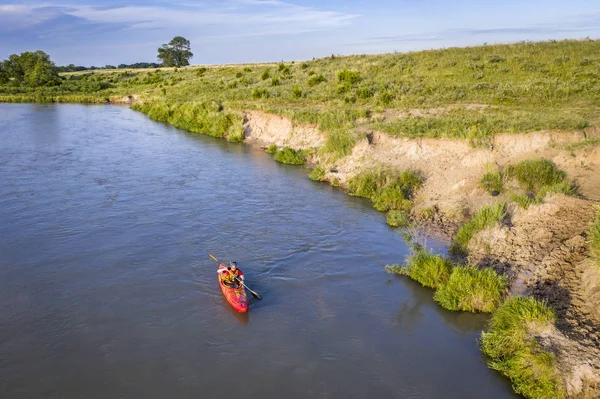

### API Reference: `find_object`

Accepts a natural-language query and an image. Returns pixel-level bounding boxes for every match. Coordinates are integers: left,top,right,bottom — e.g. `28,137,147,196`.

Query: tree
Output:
157,36,193,67
0,50,60,86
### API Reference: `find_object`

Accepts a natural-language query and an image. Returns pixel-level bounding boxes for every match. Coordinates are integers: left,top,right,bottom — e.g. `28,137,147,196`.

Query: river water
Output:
0,104,517,398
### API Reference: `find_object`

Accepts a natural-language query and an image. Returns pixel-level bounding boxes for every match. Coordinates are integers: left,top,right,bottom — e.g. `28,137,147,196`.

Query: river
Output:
0,104,517,398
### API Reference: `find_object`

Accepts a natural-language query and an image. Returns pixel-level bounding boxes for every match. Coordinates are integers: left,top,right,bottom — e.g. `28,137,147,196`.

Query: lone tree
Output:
0,50,60,87
157,36,193,67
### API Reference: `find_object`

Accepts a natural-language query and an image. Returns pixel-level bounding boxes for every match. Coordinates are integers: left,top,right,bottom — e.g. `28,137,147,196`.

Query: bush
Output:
347,168,422,212
266,144,278,154
337,69,361,84
379,91,393,105
480,170,503,194
451,202,507,255
591,205,600,266
235,72,243,78
480,297,564,399
252,88,270,99
308,73,326,86
309,167,326,181
273,147,306,165
291,85,303,99
226,120,245,142
271,77,280,86
386,249,453,289
261,69,270,80
505,159,567,193
434,266,506,312
356,87,374,99
386,210,410,228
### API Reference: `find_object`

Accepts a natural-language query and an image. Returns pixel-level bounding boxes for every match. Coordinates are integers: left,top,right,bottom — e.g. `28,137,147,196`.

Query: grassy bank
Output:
386,247,506,313
3,39,600,148
481,297,564,399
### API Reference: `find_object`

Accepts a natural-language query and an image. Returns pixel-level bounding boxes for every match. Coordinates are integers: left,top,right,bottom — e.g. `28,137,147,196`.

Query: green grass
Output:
504,159,577,207
591,205,600,266
386,249,454,289
451,202,507,255
480,297,564,399
479,169,503,194
309,167,326,181
505,159,568,192
266,144,278,154
563,137,600,151
347,168,422,212
434,266,507,312
273,147,306,165
386,210,411,228
131,100,242,141
4,39,600,144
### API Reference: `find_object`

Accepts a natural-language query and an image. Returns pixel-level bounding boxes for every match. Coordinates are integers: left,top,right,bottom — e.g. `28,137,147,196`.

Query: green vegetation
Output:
309,167,326,181
0,50,60,87
387,247,506,312
563,137,600,151
505,159,577,207
4,40,599,145
481,297,564,399
347,168,422,212
451,202,507,255
273,147,306,165
591,205,600,266
387,249,453,289
266,144,278,154
131,100,243,141
157,36,193,67
386,210,410,228
434,266,506,312
479,168,503,194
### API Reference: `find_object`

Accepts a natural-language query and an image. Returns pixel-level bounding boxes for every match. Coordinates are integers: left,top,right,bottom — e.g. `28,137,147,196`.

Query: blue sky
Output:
1,0,599,66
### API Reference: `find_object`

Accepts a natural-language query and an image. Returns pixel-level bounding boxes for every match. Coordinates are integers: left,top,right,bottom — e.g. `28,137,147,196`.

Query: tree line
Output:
0,36,194,88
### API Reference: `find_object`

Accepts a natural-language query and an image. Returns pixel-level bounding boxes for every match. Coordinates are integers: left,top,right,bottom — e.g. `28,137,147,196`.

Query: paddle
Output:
208,254,262,300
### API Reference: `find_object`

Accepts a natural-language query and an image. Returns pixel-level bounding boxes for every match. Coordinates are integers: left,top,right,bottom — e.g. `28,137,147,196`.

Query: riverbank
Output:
2,39,600,397
134,102,600,397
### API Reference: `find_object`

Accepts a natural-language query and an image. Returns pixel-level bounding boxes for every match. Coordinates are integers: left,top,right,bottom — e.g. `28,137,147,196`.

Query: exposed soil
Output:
242,110,600,397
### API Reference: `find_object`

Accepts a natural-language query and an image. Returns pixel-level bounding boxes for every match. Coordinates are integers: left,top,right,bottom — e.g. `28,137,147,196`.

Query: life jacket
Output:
221,269,241,285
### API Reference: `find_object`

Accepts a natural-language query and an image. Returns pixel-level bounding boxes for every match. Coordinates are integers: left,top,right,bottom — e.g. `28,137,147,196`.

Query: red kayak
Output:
219,273,249,313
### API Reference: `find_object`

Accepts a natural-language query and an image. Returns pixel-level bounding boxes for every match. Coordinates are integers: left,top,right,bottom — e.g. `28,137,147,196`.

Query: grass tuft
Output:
479,169,503,194
309,167,326,181
505,159,567,193
386,249,454,289
347,168,422,212
434,266,506,312
273,147,306,165
386,210,411,228
480,297,564,399
266,144,278,154
451,202,507,255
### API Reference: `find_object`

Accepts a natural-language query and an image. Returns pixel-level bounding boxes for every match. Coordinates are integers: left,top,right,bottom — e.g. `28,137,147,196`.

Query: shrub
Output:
278,62,286,71
480,297,563,399
243,67,252,72
235,72,243,78
301,62,309,69
356,87,373,99
291,85,303,99
309,167,326,181
347,168,422,212
386,249,453,289
591,205,600,266
479,170,503,194
451,202,507,255
505,159,567,193
261,69,270,80
271,77,280,86
266,144,278,154
196,67,207,76
379,91,393,105
273,147,306,165
308,73,326,86
386,210,410,228
252,88,270,99
337,69,361,84
226,120,245,142
434,266,506,312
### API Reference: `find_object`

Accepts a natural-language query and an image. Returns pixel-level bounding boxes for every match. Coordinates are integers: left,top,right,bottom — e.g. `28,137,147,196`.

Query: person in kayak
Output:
218,261,244,288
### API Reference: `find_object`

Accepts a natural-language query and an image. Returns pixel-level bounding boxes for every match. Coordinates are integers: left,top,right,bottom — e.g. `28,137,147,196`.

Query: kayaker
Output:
218,261,244,288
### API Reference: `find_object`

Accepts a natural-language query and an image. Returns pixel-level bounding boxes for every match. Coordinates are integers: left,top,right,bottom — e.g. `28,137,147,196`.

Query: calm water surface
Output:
0,104,517,398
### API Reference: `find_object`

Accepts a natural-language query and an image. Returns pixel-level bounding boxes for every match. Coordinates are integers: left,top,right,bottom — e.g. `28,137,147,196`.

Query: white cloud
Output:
0,1,358,38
